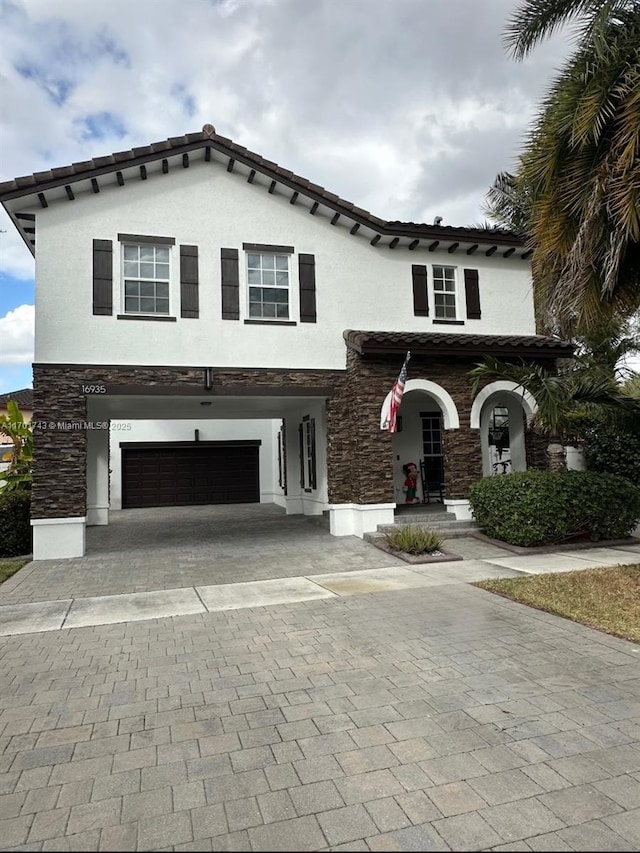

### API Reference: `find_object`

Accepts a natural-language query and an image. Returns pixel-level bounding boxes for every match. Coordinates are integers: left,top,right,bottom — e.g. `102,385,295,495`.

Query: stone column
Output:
326,350,396,536
31,367,88,559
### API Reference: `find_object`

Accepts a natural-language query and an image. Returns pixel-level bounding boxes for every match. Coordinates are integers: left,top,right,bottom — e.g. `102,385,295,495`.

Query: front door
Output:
420,410,444,499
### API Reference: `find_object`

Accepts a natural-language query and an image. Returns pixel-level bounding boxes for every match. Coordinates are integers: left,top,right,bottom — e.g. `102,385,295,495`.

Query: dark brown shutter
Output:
464,268,481,319
221,248,239,320
93,239,112,315
310,417,317,490
299,423,305,489
299,253,317,323
180,245,199,318
411,264,428,316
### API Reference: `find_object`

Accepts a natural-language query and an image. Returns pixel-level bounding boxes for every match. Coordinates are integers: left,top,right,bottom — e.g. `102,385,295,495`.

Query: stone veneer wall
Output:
32,357,552,519
32,368,88,518
525,426,550,471
32,364,346,519
327,350,488,505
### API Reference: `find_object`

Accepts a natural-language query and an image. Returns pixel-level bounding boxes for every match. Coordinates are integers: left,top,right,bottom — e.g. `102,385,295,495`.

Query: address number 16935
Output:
81,385,107,394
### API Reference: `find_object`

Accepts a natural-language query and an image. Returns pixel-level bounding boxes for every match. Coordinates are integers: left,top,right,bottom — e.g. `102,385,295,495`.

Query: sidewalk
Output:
1,540,640,638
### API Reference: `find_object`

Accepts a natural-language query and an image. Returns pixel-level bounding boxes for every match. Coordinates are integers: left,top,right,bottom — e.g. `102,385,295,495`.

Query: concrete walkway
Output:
2,544,640,638
1,508,639,851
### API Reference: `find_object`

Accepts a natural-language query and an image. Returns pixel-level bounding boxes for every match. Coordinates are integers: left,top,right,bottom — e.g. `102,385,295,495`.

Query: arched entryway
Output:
470,381,537,477
381,379,460,504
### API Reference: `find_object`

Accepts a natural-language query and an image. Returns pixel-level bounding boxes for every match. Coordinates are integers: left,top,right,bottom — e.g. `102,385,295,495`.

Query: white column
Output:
32,517,86,559
283,414,303,514
329,503,395,537
87,426,110,525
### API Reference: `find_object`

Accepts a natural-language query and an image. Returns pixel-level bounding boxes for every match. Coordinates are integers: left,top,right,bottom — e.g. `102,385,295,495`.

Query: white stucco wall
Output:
30,159,536,370
109,418,282,510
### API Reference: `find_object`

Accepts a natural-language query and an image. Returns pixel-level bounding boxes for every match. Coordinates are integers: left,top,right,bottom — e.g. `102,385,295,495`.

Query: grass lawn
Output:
474,563,640,644
0,559,28,585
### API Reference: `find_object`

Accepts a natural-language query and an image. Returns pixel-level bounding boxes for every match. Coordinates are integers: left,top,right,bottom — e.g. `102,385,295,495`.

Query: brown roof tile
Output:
343,329,573,358
0,126,525,248
0,388,34,408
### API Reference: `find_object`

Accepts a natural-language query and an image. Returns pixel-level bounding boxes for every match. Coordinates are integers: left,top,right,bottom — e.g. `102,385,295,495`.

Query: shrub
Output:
0,491,32,557
468,470,640,547
581,413,640,483
384,526,443,555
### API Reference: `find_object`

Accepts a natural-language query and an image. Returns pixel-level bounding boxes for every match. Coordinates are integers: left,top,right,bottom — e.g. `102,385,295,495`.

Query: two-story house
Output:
0,124,571,560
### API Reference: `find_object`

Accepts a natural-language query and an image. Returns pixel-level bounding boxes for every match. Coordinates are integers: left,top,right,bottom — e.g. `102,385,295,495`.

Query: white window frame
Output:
121,242,173,317
246,251,291,321
432,265,458,320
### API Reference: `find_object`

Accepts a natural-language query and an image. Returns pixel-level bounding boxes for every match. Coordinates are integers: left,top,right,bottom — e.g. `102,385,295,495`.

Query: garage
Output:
121,441,260,508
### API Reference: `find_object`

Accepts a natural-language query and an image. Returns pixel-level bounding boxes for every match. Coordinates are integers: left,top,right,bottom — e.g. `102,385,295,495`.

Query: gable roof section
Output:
344,330,574,359
0,388,34,408
1,124,527,258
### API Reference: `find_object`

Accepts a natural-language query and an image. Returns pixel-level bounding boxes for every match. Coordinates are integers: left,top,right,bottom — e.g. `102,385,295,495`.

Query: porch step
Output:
365,523,479,545
375,515,480,537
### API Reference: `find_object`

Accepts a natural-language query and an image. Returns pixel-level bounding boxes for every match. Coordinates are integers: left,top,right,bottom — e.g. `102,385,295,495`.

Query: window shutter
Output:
298,253,317,323
93,239,113,315
310,417,317,490
411,264,428,316
464,269,481,319
221,248,239,320
298,423,305,489
180,245,199,318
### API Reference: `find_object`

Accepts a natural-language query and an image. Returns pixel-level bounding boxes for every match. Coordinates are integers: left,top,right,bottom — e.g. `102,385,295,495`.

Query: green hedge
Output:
0,491,32,557
582,414,640,483
468,470,640,547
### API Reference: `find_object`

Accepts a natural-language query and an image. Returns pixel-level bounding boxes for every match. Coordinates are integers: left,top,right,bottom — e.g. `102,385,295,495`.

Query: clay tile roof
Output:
0,388,34,408
343,330,573,358
0,125,525,248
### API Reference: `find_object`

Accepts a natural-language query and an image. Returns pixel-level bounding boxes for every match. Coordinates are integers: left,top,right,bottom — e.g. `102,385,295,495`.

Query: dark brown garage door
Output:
122,443,260,508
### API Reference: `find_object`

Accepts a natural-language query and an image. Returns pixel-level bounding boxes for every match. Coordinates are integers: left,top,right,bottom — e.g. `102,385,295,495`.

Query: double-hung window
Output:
247,252,290,319
432,265,457,319
123,243,171,316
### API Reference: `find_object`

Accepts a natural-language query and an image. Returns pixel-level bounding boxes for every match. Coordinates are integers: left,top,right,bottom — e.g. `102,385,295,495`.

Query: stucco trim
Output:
380,379,460,430
470,380,537,429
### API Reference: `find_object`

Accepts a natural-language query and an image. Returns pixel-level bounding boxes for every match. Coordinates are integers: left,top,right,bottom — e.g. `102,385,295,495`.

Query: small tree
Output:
0,401,33,492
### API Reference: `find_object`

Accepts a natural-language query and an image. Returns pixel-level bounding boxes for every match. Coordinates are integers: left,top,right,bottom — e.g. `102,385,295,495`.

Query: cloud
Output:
0,211,35,280
0,303,34,364
0,0,571,228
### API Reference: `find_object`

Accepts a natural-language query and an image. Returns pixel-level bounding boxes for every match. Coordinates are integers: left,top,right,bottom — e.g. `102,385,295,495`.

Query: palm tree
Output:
487,1,640,336
470,355,640,472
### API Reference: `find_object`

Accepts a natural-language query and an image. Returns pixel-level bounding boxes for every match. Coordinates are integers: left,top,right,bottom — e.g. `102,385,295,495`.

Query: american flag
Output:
387,351,411,434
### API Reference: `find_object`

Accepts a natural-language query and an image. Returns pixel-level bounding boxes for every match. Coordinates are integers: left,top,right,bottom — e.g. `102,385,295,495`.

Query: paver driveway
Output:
0,504,407,605
1,506,639,850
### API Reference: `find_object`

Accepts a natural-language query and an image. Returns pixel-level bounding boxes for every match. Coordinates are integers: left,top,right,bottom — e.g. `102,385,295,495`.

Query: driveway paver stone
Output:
0,505,639,851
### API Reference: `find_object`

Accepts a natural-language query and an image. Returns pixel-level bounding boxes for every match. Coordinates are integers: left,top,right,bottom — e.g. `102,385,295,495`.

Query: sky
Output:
1,0,628,393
